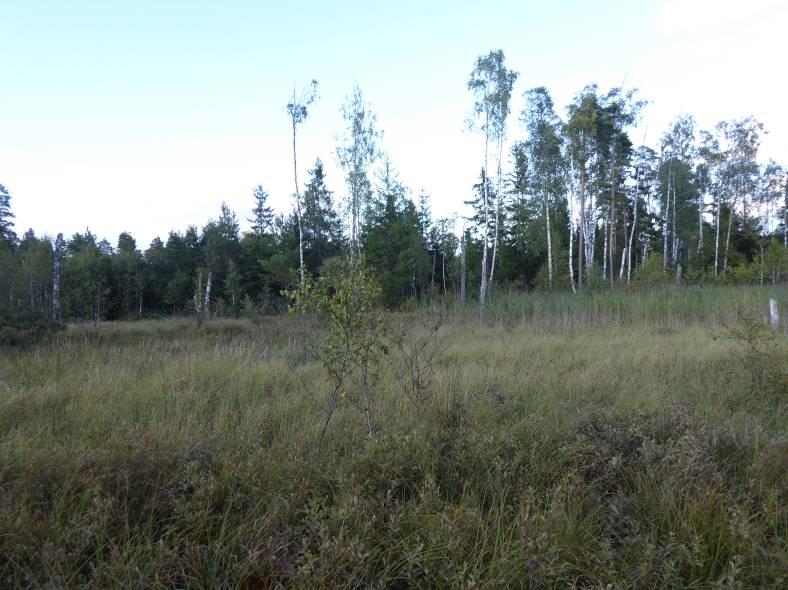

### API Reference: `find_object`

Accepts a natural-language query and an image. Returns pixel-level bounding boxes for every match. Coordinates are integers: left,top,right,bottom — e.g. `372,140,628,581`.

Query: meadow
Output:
0,286,786,588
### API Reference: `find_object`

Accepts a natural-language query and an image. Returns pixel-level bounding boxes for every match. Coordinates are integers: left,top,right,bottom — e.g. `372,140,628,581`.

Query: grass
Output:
0,285,786,588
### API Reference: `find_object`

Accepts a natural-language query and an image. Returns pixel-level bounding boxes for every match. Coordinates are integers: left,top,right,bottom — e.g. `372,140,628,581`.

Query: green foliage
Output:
632,254,670,287
0,184,17,245
288,257,389,443
725,314,787,399
301,158,343,275
363,162,429,307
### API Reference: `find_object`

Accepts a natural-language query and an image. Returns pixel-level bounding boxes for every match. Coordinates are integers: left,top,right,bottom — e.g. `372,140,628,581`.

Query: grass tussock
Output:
0,285,786,588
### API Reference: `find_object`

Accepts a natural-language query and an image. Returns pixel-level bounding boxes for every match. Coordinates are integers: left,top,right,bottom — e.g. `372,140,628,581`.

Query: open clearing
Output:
1,287,786,588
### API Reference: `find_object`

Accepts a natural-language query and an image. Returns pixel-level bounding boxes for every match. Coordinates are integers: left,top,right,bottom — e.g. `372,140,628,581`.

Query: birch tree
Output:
599,88,642,286
336,84,381,262
521,87,564,290
467,49,518,307
658,116,696,272
52,233,64,324
722,117,764,272
627,146,658,281
565,87,600,287
286,79,318,286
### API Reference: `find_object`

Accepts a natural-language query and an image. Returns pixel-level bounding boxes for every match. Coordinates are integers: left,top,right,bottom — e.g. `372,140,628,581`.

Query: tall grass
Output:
0,285,785,588
445,284,788,331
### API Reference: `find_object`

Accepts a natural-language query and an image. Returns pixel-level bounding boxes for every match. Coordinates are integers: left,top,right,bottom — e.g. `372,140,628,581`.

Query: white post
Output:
769,299,779,331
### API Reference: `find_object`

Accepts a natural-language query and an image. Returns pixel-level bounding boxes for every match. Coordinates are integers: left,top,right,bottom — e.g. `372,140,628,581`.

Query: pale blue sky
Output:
1,0,785,246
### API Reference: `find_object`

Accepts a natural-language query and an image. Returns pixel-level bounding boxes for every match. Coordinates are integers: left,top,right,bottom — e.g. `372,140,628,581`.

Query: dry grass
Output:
0,286,786,588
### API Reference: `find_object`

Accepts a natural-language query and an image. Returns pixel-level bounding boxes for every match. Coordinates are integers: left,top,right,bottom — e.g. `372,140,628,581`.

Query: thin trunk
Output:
204,271,212,316
315,365,347,454
293,118,305,285
697,176,704,256
568,158,577,294
672,173,678,266
431,248,436,287
568,218,576,293
441,252,446,295
92,292,100,326
52,233,63,325
578,163,586,288
723,201,734,272
460,232,466,303
627,166,638,284
759,241,764,286
360,356,374,437
663,163,671,271
194,271,203,326
489,138,504,292
784,172,787,249
714,187,722,276
479,118,490,308
602,213,608,280
545,192,553,290
586,187,596,276
609,143,616,287
619,206,628,281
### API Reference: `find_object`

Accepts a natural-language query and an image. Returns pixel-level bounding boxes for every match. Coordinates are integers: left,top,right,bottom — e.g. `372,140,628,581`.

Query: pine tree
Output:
0,184,17,245
302,158,343,274
249,185,274,236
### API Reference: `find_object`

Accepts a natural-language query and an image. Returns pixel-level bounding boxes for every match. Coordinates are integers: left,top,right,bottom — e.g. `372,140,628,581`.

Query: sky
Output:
1,0,786,248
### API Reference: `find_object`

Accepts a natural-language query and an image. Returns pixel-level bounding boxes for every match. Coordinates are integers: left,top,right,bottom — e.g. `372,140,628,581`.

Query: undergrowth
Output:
0,285,785,588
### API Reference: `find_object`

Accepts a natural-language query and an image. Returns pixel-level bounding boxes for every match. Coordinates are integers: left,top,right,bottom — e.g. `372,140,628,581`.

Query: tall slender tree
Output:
467,49,518,306
565,87,601,287
521,87,565,290
286,79,319,285
336,84,381,261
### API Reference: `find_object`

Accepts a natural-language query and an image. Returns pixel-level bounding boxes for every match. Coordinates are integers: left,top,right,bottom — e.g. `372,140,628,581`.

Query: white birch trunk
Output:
672,175,678,266
587,187,597,276
619,206,628,281
545,193,553,290
724,203,733,272
609,142,616,288
489,138,504,293
460,232,466,303
697,179,704,256
479,119,490,308
567,157,577,294
52,233,63,325
204,271,212,316
602,213,608,280
194,271,203,315
292,120,305,284
578,178,584,288
663,164,671,271
714,188,722,276
627,166,638,284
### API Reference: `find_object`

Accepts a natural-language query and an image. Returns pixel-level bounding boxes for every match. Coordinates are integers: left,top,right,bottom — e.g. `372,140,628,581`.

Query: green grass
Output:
1,286,786,588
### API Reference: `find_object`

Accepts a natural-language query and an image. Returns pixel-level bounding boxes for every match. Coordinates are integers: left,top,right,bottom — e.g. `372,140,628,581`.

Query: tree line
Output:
1,49,786,325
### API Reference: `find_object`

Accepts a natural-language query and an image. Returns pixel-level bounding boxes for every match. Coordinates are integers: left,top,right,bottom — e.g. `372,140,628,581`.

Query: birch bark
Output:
52,233,64,325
